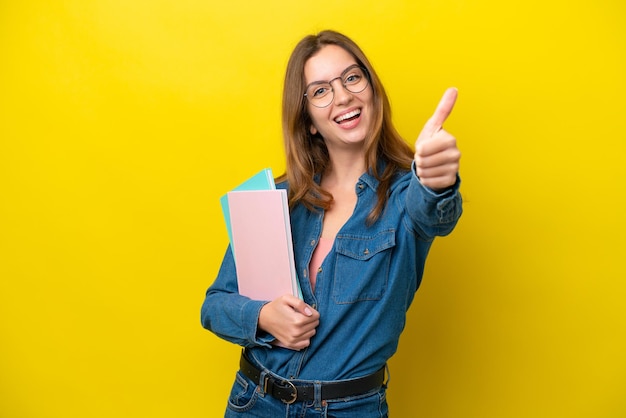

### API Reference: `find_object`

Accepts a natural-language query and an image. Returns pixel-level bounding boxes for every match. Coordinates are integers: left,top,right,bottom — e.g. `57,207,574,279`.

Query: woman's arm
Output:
200,246,274,348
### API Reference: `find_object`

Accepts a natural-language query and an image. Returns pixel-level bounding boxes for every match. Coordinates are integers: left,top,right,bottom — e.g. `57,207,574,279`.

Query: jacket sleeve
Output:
403,162,463,240
200,246,275,348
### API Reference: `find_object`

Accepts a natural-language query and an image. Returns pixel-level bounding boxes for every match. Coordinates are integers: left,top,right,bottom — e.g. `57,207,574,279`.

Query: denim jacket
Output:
201,163,462,381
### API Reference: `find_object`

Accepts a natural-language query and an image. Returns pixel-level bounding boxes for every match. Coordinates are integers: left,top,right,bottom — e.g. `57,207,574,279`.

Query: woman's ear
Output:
310,125,318,135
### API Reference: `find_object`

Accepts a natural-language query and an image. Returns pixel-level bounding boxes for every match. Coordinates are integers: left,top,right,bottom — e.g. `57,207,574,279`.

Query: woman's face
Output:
303,45,374,152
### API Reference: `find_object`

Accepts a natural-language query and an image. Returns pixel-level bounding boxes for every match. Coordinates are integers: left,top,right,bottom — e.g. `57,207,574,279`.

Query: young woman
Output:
201,30,462,417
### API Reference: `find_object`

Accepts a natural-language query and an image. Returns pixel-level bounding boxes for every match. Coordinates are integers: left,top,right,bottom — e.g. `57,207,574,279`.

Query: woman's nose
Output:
331,79,353,105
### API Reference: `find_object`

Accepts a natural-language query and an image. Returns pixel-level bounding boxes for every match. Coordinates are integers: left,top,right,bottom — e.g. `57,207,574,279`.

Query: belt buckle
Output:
276,379,297,404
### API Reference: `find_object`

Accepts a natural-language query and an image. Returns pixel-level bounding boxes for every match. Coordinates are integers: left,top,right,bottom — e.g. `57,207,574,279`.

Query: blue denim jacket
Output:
201,164,462,381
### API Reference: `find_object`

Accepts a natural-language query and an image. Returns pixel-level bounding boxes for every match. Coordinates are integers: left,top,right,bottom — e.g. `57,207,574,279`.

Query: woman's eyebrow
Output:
307,64,358,86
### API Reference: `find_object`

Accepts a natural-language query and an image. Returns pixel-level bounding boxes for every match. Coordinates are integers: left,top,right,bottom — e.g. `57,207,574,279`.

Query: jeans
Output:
224,371,389,417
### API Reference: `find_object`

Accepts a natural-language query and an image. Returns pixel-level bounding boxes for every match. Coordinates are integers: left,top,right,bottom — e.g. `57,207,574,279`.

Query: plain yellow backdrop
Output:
1,1,624,417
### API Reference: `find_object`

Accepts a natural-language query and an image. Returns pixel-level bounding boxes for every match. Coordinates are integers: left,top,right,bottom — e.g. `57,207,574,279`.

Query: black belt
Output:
239,351,385,404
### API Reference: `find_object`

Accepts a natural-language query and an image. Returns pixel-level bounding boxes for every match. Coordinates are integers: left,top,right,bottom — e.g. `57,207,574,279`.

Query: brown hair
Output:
278,30,414,224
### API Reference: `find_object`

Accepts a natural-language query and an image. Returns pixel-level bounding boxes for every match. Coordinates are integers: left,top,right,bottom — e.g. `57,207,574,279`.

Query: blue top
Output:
201,163,462,381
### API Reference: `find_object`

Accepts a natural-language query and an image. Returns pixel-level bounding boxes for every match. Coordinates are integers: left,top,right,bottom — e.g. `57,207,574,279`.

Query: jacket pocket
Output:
332,230,395,304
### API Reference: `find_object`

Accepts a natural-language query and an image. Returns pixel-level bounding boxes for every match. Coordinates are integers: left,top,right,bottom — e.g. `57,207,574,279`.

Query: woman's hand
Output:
258,295,320,351
414,87,461,192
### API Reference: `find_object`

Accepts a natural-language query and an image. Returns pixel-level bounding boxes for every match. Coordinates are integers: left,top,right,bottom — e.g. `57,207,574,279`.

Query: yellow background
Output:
1,1,624,417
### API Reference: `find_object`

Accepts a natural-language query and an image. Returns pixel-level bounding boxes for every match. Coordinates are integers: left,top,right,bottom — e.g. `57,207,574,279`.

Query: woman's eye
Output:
345,74,361,84
313,86,329,97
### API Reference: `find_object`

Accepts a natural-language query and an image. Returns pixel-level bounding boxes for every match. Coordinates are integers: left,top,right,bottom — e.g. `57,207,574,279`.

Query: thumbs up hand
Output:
414,88,461,192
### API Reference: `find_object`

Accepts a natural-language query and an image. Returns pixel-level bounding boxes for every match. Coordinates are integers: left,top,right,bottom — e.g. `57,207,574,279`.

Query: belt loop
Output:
259,370,269,396
313,381,322,409
384,364,390,387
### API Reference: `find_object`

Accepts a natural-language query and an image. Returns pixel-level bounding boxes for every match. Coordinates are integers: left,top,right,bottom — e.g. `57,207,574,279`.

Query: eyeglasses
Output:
304,64,370,108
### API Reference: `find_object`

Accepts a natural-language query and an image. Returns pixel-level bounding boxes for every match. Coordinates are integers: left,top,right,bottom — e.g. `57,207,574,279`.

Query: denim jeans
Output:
224,371,389,417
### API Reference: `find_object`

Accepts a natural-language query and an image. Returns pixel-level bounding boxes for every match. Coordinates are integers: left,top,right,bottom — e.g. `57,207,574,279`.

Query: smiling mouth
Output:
334,109,361,124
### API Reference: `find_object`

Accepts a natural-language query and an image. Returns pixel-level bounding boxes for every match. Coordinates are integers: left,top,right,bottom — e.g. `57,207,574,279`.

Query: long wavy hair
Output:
278,30,414,224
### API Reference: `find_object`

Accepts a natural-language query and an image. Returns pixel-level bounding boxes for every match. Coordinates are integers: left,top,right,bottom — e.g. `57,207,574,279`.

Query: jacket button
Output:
363,248,370,255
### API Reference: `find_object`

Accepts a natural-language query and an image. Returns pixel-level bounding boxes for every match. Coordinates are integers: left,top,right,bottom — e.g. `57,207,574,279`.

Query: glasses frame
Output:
303,64,370,108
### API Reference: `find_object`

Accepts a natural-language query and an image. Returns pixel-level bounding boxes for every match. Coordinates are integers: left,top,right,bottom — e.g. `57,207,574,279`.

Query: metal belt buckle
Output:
277,379,298,404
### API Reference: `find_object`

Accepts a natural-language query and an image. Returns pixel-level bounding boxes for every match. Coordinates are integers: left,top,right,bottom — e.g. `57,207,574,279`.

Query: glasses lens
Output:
343,67,368,94
306,83,333,108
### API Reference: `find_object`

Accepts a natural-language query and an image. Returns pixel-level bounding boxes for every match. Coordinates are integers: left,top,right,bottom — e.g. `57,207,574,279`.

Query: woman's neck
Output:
322,153,367,190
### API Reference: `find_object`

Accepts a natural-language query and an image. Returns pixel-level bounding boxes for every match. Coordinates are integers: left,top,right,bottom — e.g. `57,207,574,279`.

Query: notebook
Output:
220,169,301,300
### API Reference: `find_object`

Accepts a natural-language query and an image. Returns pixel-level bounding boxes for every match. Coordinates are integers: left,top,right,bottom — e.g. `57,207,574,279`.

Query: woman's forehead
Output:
304,45,358,84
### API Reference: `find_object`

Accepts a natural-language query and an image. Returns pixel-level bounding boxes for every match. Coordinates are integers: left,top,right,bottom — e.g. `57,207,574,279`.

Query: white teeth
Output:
334,109,361,123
